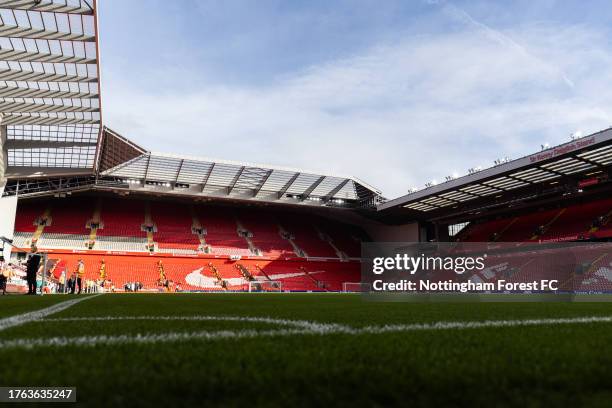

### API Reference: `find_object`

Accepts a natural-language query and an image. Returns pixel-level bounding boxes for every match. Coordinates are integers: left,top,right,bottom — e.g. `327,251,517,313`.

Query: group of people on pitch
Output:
0,245,89,295
24,246,85,295
65,259,85,294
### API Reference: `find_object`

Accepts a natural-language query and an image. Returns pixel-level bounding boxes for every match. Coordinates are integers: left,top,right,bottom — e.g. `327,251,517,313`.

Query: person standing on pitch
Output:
0,256,7,295
26,246,42,295
69,272,77,294
76,259,85,294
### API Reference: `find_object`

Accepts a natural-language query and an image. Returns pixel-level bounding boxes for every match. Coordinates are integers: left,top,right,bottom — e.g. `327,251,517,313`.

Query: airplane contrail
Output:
425,0,575,89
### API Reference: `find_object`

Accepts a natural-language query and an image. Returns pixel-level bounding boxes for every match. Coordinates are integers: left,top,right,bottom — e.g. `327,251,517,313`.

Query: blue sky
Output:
99,0,612,197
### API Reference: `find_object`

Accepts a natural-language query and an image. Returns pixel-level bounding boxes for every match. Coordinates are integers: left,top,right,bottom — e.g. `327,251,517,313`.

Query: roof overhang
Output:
0,0,102,179
3,126,383,209
378,127,612,221
98,144,382,208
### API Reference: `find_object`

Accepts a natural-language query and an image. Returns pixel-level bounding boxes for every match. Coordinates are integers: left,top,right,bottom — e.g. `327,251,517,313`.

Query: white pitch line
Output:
0,294,101,332
45,315,350,333
0,314,611,349
0,328,308,350
357,315,612,334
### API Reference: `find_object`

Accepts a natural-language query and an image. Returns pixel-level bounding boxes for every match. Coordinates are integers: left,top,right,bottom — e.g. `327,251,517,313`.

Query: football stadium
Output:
1,1,612,406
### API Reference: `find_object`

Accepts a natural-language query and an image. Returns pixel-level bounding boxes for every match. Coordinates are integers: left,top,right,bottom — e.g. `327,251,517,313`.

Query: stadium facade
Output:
1,0,612,292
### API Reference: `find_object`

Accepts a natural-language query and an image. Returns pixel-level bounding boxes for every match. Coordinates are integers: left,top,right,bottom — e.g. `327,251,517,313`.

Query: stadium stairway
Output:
190,208,210,253
238,212,295,257
281,216,339,258
277,224,306,257
150,202,200,253
235,218,262,256
559,250,610,291
301,266,326,291
32,207,52,245
235,263,255,282
590,203,612,239
327,226,362,258
315,227,348,260
86,199,103,249
530,208,566,241
207,262,228,290
199,207,251,255
252,264,272,281
490,218,518,242
143,202,157,252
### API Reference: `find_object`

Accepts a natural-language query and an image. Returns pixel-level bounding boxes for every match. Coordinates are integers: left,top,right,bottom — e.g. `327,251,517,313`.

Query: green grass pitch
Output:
1,293,612,407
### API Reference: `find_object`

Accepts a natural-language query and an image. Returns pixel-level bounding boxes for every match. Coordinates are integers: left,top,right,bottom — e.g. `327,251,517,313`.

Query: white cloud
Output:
103,22,612,198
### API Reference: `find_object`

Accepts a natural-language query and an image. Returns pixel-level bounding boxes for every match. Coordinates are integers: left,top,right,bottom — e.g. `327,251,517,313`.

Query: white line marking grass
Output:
0,294,101,332
47,315,350,332
0,314,610,349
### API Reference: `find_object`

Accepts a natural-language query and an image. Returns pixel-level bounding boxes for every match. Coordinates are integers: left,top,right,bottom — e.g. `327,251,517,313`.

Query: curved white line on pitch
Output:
45,315,350,332
0,294,102,332
358,315,612,333
0,328,308,349
0,314,611,349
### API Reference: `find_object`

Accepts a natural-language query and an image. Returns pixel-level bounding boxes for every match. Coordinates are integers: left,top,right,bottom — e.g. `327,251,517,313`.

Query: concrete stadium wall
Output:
0,125,6,193
0,195,17,258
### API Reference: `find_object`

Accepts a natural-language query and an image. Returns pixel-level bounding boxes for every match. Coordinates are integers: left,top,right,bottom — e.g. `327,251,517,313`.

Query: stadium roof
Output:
94,128,382,206
103,152,378,202
0,0,101,177
2,127,383,208
378,127,612,220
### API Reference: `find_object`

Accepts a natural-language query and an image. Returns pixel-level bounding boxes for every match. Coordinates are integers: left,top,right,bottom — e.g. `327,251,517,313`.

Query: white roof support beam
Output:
323,178,350,201
277,172,300,199
301,175,326,200
1,113,98,125
0,0,94,14
0,23,95,42
227,166,245,194
172,158,184,188
0,67,96,83
142,153,151,184
0,84,97,99
0,100,98,113
0,48,96,64
252,169,273,197
201,162,215,192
